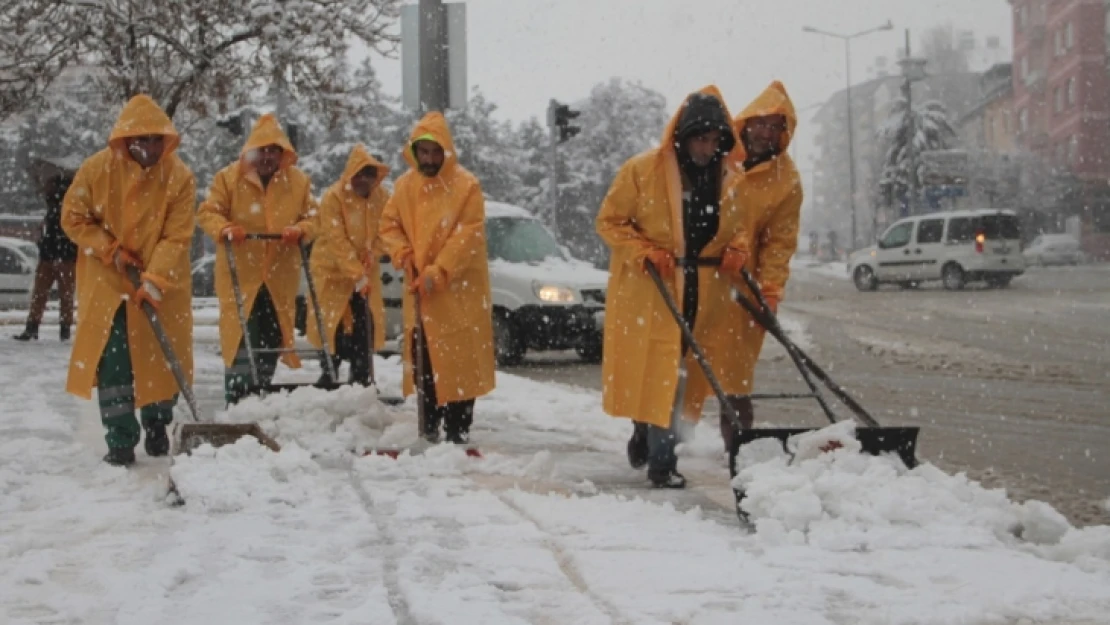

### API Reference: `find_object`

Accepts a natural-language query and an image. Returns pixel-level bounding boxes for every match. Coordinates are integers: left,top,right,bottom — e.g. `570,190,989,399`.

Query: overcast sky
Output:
360,0,1012,170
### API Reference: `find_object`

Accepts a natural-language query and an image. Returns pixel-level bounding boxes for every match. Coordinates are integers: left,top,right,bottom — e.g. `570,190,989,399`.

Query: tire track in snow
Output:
346,468,414,625
492,490,634,625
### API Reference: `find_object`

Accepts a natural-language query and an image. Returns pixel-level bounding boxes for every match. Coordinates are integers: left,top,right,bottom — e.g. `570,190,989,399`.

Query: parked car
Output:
0,236,39,309
378,201,608,366
1023,233,1083,267
848,209,1025,291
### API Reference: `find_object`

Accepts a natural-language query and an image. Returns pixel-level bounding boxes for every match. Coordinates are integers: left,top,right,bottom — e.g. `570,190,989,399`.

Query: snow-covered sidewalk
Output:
2,338,1109,624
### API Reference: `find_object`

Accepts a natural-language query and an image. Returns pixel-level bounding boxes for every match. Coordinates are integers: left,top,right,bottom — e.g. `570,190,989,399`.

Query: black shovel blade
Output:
732,426,920,470
244,382,406,406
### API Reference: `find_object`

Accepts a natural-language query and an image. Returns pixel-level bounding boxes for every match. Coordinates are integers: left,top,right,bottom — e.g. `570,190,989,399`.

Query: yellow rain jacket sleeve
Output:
728,80,804,391
196,113,319,368
596,85,750,428
61,94,196,407
306,144,391,351
379,112,496,404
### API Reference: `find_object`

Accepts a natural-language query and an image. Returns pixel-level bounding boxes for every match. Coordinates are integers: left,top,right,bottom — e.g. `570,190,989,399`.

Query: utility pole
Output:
419,0,449,112
802,20,893,250
904,29,917,216
546,99,559,223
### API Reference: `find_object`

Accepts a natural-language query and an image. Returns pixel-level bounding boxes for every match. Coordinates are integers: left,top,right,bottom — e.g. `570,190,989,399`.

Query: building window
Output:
1055,29,1064,56
1021,55,1029,78
1067,77,1076,106
1055,86,1064,112
1068,135,1079,164
1019,108,1028,133
1065,21,1074,50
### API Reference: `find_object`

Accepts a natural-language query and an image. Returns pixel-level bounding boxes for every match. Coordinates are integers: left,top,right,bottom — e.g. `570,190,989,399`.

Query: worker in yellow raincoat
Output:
596,86,751,488
720,81,803,464
61,94,196,466
379,112,495,445
305,145,390,386
196,113,318,405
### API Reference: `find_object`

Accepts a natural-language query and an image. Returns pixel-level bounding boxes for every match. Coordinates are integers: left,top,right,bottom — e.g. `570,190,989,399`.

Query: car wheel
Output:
492,311,524,367
942,263,966,291
853,265,877,292
575,332,603,364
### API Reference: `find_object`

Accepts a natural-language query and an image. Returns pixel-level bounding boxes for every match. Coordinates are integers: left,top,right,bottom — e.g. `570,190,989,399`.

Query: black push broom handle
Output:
645,262,745,432
126,267,200,422
738,268,881,428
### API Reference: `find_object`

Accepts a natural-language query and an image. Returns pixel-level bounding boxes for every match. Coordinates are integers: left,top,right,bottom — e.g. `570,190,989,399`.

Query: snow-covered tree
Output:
878,98,958,204
553,78,669,265
0,0,402,123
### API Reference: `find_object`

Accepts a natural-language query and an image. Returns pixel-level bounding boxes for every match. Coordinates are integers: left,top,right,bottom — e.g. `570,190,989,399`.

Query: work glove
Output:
281,225,303,245
642,249,675,281
220,224,247,244
409,265,446,296
763,295,779,316
113,248,144,275
720,247,750,277
354,275,372,296
394,250,418,287
132,280,163,311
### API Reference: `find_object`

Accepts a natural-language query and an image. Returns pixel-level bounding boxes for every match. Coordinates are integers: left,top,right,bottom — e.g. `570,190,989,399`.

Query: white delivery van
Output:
848,209,1025,291
379,201,609,366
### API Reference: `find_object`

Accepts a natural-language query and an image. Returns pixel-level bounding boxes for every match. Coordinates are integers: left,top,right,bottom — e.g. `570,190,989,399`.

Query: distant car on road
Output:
1023,233,1083,267
0,236,39,309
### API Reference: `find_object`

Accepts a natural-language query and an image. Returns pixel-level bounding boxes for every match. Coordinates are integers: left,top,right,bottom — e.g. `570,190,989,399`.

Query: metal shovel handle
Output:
223,239,262,388
413,289,427,435
126,267,200,422
644,262,745,432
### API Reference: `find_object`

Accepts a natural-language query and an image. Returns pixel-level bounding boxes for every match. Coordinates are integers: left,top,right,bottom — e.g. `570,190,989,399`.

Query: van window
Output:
947,218,975,243
0,248,24,274
980,214,1021,240
880,222,914,249
916,219,944,244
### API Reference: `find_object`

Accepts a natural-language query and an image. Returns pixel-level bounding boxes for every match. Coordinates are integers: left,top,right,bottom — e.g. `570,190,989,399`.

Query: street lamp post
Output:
803,20,893,250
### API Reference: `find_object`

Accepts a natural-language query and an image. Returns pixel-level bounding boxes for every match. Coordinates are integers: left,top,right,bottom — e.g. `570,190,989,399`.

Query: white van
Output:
848,209,1025,291
379,201,609,366
0,236,39,310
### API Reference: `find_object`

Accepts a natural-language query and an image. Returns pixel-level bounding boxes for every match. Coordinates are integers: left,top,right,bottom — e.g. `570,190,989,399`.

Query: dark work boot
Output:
143,422,169,457
103,447,136,467
648,468,686,489
627,422,649,469
12,322,39,341
59,325,71,342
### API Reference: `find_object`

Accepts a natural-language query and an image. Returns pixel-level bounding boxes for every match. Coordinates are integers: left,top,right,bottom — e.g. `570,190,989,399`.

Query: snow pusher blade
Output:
362,444,483,459
172,422,281,455
728,266,920,470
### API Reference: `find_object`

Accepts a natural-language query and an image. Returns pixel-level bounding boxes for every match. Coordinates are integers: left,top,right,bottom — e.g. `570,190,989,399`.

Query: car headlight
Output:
533,281,577,303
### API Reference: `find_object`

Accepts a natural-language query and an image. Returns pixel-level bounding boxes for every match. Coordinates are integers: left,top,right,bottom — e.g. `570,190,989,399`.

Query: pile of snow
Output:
733,422,1110,567
169,438,319,513
215,384,412,460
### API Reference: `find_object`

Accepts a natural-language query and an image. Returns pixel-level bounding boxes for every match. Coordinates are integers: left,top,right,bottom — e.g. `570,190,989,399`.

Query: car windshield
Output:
486,217,566,263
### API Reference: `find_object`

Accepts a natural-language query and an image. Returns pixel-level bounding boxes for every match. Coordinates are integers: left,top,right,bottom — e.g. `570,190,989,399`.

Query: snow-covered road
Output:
2,337,1109,624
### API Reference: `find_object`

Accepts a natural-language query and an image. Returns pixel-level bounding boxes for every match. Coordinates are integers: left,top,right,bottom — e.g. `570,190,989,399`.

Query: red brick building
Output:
1010,0,1110,256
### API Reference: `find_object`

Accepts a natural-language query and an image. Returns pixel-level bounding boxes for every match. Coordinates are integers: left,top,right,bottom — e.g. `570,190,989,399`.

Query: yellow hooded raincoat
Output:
729,81,803,389
306,145,390,351
61,94,197,407
196,113,318,369
378,112,496,403
596,85,751,429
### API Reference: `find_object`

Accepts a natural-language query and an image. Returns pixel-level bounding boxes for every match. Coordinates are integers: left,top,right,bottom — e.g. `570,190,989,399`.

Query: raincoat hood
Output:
661,85,738,161
107,95,181,158
733,80,798,158
402,111,458,175
240,113,298,171
341,144,390,191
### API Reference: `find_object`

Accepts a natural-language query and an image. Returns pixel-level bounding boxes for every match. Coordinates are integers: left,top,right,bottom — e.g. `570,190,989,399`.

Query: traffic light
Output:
550,100,581,143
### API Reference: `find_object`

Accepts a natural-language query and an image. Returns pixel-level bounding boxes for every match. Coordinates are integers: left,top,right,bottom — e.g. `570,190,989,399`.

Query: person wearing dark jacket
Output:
13,172,78,342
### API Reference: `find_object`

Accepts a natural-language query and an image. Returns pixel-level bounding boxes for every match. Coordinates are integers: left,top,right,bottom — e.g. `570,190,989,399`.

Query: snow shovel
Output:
225,234,340,397
124,268,280,457
728,265,919,470
362,294,404,406
364,286,481,459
